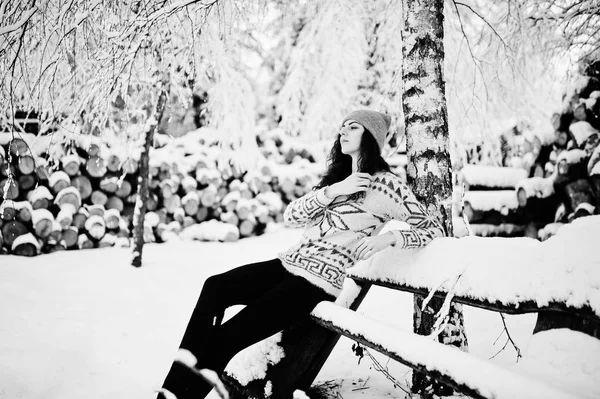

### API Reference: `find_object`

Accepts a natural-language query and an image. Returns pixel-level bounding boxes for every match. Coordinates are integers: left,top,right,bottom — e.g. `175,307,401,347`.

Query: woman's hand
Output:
354,233,396,261
325,173,372,199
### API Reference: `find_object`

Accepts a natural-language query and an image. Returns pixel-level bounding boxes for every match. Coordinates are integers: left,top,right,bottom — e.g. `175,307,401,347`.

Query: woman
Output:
160,110,444,398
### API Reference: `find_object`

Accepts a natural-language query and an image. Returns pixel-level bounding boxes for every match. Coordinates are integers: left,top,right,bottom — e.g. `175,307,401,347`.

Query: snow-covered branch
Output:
0,7,36,37
277,0,367,139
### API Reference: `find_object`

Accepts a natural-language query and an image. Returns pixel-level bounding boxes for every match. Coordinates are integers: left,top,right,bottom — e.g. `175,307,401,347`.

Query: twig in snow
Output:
355,345,411,395
307,379,342,399
490,313,522,362
492,327,506,346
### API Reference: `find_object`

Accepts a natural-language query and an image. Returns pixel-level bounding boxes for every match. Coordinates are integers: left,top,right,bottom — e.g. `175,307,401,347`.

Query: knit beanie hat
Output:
342,110,392,152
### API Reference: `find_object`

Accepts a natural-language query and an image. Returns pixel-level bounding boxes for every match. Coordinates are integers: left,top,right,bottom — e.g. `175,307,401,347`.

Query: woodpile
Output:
538,72,600,237
460,149,599,239
459,69,600,240
0,127,321,256
458,166,533,237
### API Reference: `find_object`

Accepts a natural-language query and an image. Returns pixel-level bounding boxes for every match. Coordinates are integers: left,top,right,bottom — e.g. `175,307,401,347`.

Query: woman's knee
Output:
202,274,227,294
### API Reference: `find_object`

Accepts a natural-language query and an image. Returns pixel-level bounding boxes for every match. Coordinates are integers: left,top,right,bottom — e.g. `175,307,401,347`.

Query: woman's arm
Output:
386,178,445,249
282,188,334,228
284,173,372,228
354,174,445,260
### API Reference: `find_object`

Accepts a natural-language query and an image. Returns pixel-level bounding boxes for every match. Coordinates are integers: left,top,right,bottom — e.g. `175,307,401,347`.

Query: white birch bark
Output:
402,0,469,396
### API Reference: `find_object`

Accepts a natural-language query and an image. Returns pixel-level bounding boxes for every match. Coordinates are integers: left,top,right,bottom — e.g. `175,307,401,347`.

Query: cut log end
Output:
34,219,53,239
12,234,39,256
71,176,93,200
2,220,28,248
86,156,107,178
78,234,94,250
516,188,528,208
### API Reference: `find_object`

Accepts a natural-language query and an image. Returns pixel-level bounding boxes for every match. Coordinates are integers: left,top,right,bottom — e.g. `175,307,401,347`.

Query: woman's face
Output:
339,119,364,156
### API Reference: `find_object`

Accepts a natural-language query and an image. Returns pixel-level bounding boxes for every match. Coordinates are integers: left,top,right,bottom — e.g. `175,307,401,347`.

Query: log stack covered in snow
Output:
536,72,600,239
0,126,325,256
459,165,534,237
459,68,600,240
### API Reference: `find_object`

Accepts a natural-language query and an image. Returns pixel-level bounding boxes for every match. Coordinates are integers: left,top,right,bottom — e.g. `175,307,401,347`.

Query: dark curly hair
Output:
316,128,391,189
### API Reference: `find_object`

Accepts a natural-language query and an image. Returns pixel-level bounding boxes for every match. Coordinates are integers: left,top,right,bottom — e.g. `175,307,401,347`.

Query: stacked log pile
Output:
256,128,319,165
459,70,600,240
459,165,534,237
529,72,600,240
0,127,322,256
0,130,142,256
460,146,599,239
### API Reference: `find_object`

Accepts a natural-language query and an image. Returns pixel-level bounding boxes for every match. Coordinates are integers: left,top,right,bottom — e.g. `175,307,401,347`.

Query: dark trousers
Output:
161,258,334,399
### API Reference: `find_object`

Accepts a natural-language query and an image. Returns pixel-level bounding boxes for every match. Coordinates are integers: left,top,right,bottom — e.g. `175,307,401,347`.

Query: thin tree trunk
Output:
131,78,170,267
401,0,468,396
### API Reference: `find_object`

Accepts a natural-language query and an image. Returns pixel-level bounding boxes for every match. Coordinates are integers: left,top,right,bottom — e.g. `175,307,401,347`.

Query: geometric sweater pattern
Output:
279,171,445,297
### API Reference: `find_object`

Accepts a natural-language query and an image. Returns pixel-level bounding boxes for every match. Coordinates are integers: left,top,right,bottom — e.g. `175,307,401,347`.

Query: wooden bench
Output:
310,216,600,399
312,303,579,399
226,215,600,399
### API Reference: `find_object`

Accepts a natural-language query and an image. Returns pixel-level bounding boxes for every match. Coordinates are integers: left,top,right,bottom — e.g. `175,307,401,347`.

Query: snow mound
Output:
226,332,285,386
460,165,527,189
517,177,554,199
517,329,600,399
557,149,587,165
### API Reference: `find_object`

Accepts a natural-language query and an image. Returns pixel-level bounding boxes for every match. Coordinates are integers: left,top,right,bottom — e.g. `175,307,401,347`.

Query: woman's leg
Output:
162,258,290,397
179,258,288,356
166,273,334,399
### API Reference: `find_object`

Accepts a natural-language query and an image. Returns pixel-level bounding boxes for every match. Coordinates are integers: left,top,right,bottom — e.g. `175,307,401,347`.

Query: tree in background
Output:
444,0,599,166
273,0,367,140
0,0,264,266
354,0,404,144
261,0,598,165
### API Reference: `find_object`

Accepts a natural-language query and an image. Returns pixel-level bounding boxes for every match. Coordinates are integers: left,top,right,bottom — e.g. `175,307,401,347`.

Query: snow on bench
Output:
310,302,583,399
347,216,600,321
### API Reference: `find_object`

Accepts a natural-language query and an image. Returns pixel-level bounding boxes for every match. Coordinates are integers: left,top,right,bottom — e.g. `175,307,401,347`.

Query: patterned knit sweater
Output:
279,171,445,298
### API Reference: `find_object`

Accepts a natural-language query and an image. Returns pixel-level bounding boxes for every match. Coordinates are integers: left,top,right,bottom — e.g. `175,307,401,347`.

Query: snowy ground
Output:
0,225,596,399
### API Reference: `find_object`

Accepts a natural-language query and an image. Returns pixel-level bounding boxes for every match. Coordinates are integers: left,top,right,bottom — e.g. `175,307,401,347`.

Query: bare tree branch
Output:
490,313,522,362
448,0,490,106
454,1,512,53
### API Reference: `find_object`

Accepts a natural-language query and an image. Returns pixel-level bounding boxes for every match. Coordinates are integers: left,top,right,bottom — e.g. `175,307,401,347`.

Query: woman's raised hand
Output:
325,173,371,199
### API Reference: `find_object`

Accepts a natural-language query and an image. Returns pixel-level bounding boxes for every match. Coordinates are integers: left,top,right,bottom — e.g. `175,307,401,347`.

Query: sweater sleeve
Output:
283,187,334,228
378,174,445,248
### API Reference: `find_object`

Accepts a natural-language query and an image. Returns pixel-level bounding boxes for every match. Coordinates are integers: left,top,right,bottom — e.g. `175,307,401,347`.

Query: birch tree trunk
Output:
401,1,468,397
131,78,170,267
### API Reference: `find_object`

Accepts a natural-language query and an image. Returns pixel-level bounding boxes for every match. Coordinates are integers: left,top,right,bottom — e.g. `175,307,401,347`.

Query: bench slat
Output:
349,216,600,323
311,302,583,399
347,272,600,322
